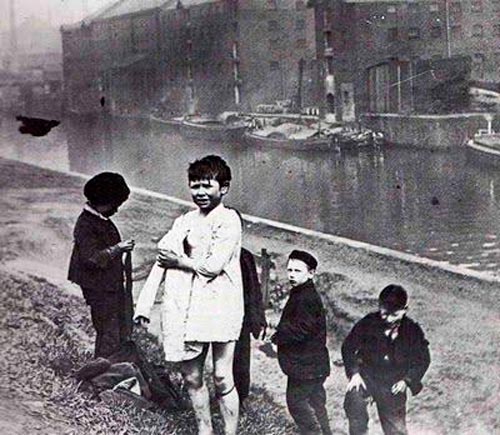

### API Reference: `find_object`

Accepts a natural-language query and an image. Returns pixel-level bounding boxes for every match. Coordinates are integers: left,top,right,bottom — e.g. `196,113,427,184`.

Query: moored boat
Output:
466,132,500,165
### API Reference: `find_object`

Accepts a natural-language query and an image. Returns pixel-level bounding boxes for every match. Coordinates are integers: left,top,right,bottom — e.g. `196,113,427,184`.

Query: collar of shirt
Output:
84,203,109,221
384,324,400,341
197,202,226,220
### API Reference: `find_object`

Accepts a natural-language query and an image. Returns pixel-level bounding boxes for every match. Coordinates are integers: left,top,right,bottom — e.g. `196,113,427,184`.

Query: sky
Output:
0,0,114,30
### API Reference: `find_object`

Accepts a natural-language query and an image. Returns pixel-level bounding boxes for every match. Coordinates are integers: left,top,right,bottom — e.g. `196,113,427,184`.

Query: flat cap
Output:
288,250,318,270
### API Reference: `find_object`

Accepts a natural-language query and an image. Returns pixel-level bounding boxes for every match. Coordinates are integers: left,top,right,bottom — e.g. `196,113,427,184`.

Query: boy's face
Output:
189,178,228,213
379,304,407,325
287,258,314,287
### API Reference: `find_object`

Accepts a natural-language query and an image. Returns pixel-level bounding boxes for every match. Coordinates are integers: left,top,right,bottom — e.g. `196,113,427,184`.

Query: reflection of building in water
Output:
60,0,317,117
309,0,500,119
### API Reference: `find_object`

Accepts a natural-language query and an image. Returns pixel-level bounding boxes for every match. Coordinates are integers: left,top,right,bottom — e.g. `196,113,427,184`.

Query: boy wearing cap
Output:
342,285,430,435
271,250,332,435
68,172,135,358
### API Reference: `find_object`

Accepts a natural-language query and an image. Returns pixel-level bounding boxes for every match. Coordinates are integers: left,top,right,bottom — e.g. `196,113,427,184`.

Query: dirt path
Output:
1,158,499,434
0,390,70,435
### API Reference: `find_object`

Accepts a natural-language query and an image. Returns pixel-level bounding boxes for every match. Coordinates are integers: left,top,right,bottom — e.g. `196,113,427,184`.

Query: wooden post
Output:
260,248,271,307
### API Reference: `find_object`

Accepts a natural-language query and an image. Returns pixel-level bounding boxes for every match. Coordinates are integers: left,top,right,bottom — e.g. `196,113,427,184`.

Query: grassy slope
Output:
0,271,295,435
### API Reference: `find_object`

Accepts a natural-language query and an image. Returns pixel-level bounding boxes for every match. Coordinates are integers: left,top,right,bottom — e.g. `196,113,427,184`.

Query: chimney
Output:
8,0,18,72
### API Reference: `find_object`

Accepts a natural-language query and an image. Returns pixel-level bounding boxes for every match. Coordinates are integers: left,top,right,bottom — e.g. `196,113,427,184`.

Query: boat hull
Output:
466,137,500,166
179,121,247,142
244,132,333,151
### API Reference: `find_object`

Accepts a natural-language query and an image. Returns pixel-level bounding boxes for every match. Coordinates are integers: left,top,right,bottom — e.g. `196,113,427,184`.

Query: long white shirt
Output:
135,204,243,360
182,204,243,342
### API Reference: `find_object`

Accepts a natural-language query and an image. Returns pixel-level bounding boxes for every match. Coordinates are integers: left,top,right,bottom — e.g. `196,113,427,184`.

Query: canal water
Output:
2,113,500,274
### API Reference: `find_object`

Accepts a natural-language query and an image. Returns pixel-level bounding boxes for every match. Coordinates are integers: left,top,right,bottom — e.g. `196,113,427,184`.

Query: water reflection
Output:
1,113,500,274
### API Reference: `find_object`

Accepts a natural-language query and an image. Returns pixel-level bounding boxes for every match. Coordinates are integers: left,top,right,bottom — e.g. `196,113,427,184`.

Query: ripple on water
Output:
458,263,482,269
482,242,496,248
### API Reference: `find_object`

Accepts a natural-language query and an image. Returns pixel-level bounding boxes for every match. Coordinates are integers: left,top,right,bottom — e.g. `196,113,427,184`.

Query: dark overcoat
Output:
341,312,431,395
274,280,330,380
68,210,124,294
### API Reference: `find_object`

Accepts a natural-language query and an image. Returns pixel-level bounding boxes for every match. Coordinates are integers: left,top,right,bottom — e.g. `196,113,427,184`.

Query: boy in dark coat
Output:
68,172,135,358
342,285,431,435
233,247,267,405
272,250,332,435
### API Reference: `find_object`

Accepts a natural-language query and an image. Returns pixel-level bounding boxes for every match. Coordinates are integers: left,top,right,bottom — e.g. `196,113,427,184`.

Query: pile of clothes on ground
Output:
74,341,188,411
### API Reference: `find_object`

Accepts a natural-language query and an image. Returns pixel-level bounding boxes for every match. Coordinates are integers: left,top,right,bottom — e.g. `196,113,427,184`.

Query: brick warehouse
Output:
61,0,317,116
309,0,500,120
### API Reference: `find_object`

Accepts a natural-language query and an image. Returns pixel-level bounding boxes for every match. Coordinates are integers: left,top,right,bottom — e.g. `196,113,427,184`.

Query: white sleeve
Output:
134,214,187,321
134,263,165,321
158,214,187,253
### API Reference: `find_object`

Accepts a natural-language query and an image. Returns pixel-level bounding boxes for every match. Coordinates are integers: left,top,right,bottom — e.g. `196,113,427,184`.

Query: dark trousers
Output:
83,288,132,358
344,381,407,435
286,377,332,435
233,324,251,403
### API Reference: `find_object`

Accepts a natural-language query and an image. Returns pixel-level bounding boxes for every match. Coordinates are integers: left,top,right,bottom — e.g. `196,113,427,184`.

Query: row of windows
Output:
268,19,306,31
387,23,500,41
323,23,499,48
270,38,308,49
350,0,499,27
269,59,316,72
381,0,499,14
267,0,306,10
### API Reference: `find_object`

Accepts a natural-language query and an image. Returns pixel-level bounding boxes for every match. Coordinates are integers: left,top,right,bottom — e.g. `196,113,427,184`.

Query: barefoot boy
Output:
272,250,332,435
342,285,430,435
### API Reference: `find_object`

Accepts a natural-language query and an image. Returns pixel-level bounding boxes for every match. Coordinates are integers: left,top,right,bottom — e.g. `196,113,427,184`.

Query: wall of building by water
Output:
362,113,500,149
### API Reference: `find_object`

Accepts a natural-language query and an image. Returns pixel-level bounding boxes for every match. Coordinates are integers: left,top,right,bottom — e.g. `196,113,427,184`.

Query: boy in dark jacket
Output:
68,172,135,358
272,250,332,435
233,247,267,405
342,284,431,435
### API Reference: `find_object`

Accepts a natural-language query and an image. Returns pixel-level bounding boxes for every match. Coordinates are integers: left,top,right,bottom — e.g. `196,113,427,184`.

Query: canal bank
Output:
1,157,499,434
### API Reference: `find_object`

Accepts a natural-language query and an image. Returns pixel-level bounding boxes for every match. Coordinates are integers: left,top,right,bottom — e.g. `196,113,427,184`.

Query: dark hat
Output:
379,285,408,312
84,172,130,206
288,250,318,270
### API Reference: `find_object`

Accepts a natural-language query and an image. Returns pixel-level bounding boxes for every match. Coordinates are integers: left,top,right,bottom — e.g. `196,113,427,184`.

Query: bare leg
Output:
181,349,214,435
213,341,239,435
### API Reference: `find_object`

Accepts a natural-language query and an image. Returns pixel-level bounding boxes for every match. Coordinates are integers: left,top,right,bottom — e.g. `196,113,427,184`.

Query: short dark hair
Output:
84,172,130,206
188,155,232,186
379,285,408,312
288,250,318,271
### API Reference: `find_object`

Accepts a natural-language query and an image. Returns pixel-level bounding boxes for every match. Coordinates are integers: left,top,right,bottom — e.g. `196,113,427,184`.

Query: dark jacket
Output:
240,247,267,339
68,210,124,292
274,280,330,380
341,312,430,395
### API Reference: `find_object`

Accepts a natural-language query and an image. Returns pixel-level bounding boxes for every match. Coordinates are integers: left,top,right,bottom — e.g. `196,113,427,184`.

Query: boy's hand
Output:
391,380,407,395
157,249,180,268
117,239,135,252
134,316,150,328
347,373,366,392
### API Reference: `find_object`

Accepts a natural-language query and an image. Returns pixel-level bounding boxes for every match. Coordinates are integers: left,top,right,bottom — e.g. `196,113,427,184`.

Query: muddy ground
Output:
0,158,499,434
